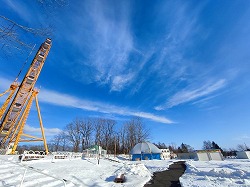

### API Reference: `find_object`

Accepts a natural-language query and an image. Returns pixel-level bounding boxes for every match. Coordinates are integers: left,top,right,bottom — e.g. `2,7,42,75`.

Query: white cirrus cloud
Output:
64,1,141,92
1,75,172,124
38,88,173,124
24,124,62,137
0,75,173,124
111,72,136,92
155,79,226,110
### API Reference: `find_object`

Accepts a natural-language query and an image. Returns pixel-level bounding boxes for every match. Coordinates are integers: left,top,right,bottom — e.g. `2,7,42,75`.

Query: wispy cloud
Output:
58,1,208,98
150,2,204,75
191,94,221,106
3,0,31,22
111,72,136,92
1,75,173,123
24,124,62,137
155,79,226,110
125,1,208,101
63,1,141,92
0,77,12,91
39,88,173,124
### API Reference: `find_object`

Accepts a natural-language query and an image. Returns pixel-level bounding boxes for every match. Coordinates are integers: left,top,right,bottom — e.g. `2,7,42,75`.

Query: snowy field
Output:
180,159,250,187
0,155,249,187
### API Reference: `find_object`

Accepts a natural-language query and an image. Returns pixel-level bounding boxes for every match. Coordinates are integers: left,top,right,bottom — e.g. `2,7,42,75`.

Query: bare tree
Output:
113,132,119,156
65,118,82,152
202,140,213,150
120,117,150,154
133,117,150,143
60,131,68,151
0,0,69,55
0,15,51,55
49,131,70,152
79,118,93,151
50,133,62,152
154,142,168,149
118,125,127,154
102,119,116,153
126,121,136,150
237,143,249,151
169,142,177,151
93,118,104,147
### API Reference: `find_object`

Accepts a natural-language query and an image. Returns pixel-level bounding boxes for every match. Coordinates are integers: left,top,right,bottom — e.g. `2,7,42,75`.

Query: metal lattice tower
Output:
0,38,52,154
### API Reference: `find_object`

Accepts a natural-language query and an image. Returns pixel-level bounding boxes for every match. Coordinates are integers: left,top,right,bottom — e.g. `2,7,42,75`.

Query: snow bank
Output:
180,159,250,187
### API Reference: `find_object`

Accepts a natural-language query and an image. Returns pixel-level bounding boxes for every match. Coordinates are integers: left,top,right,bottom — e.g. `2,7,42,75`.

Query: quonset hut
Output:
130,142,161,161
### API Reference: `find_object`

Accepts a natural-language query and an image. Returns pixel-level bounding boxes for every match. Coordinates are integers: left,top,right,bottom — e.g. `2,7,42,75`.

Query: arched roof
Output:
130,142,161,154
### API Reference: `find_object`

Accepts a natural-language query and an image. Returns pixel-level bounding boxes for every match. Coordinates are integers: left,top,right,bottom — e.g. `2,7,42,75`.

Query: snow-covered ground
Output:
0,155,249,187
180,159,250,187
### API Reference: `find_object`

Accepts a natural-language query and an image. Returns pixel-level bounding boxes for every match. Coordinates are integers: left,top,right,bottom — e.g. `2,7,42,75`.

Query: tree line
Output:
47,117,150,154
16,116,249,156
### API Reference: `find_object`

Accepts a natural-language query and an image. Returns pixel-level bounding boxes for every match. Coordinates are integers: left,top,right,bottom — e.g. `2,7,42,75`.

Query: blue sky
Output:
1,0,250,150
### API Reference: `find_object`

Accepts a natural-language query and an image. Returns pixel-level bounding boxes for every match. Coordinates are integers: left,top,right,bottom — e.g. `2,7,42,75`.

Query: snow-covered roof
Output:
130,142,161,154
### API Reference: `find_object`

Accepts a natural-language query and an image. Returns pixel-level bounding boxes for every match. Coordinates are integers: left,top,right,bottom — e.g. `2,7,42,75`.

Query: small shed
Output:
236,151,250,159
82,145,107,158
130,142,161,161
197,149,224,161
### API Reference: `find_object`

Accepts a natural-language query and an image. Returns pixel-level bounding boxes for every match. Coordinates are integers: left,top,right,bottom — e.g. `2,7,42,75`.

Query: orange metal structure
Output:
0,38,52,154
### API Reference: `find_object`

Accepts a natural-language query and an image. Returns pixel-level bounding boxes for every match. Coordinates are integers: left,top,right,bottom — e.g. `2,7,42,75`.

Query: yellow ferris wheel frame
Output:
0,38,51,154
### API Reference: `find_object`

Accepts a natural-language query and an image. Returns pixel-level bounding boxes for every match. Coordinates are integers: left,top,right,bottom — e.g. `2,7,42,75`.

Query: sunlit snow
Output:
0,155,249,187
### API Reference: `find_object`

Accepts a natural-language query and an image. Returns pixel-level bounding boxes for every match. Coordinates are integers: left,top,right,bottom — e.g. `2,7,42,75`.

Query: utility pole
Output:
114,135,116,158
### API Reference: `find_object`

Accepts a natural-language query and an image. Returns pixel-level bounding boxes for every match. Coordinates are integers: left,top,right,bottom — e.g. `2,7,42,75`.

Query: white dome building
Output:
130,142,161,161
